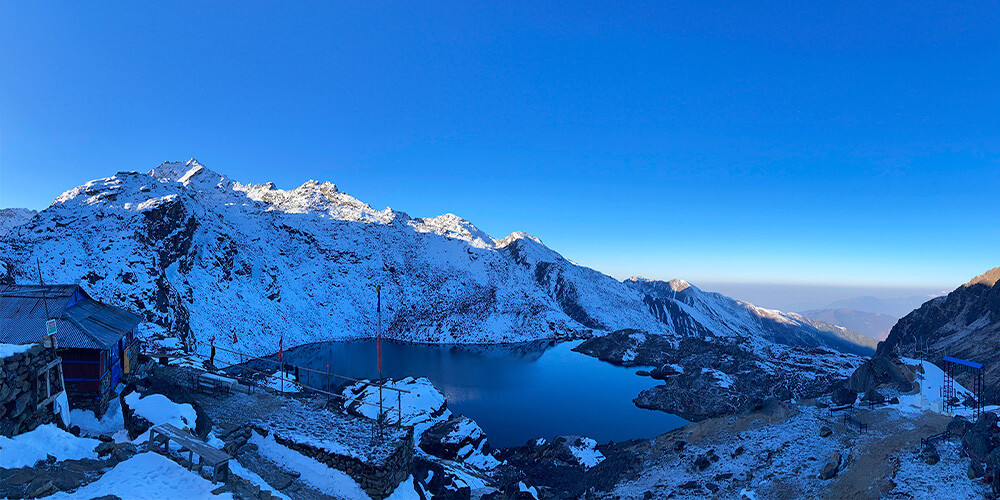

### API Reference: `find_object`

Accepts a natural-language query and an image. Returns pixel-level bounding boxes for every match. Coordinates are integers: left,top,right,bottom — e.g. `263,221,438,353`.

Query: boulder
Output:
650,365,681,380
95,441,116,457
863,389,885,404
413,457,471,500
969,461,985,479
819,426,833,438
192,402,213,440
120,388,154,441
418,415,489,462
109,443,138,465
775,387,794,402
987,448,1000,478
947,416,971,438
920,444,940,465
818,451,842,480
962,412,999,463
679,481,700,490
847,356,912,394
672,440,686,452
25,477,56,499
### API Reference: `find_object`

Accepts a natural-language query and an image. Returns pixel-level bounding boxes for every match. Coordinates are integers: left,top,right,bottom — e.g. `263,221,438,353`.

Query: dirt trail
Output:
825,408,951,499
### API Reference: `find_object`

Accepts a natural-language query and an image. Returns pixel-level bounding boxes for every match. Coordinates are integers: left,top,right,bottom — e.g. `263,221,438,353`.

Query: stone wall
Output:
0,342,62,437
265,426,415,499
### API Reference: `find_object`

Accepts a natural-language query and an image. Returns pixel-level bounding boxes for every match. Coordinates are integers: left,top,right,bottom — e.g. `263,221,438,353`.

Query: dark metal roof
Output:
0,284,141,350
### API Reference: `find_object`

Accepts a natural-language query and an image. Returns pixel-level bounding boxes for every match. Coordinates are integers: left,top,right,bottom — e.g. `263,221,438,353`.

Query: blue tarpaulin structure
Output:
942,356,983,370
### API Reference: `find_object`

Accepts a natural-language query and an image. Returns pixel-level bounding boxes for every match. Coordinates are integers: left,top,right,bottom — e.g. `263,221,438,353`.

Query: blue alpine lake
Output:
279,339,687,448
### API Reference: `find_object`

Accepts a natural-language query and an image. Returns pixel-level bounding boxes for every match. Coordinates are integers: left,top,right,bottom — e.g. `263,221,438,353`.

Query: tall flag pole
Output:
376,284,382,375
376,284,383,427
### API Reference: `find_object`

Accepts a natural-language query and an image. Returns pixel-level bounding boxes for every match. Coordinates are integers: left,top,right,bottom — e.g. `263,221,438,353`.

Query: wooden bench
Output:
194,372,236,396
920,430,951,449
843,414,868,433
147,423,232,484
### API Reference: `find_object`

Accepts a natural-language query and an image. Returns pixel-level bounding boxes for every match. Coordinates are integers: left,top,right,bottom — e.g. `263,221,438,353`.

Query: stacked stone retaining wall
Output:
265,426,415,499
0,342,61,437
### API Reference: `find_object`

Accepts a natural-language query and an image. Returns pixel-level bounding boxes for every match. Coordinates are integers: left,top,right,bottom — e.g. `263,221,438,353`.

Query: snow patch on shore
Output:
47,452,233,500
0,424,99,468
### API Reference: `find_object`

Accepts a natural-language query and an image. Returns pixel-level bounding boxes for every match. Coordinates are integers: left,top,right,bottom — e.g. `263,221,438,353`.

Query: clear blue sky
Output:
2,1,997,288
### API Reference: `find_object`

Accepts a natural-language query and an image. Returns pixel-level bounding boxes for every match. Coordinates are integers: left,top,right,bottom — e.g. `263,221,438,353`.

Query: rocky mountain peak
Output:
668,279,691,292
409,214,495,249
496,231,544,248
965,267,1000,288
150,158,208,182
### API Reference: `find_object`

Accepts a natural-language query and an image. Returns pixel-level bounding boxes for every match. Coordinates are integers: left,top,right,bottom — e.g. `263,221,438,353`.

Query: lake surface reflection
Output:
281,339,687,447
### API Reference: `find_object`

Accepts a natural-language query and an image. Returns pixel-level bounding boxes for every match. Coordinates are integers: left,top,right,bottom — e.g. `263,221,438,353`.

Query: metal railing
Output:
191,343,409,427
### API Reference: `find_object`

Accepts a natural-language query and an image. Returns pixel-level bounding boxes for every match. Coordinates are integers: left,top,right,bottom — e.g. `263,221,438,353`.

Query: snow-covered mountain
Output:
624,277,876,355
0,208,37,237
0,160,875,358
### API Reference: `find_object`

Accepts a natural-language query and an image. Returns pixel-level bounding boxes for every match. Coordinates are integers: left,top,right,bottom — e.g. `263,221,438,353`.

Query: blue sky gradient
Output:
2,1,997,288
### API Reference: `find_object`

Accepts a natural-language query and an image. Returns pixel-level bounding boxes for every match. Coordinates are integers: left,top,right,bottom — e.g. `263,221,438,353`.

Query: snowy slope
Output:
0,159,871,358
624,277,876,356
0,160,587,354
0,208,36,237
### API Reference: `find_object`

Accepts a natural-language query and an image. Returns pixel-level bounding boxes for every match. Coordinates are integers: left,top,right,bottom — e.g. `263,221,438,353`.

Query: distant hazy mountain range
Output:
798,308,898,341
0,159,876,358
824,295,939,318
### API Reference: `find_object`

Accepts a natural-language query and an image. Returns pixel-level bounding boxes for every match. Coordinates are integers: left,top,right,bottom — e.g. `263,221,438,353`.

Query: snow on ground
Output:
264,371,302,393
518,481,539,499
385,476,421,500
0,342,33,358
343,377,447,429
251,432,370,500
891,439,990,499
566,436,606,469
123,392,197,441
343,376,504,472
608,404,848,498
0,423,99,468
71,392,127,440
46,452,234,500
898,358,978,417
702,368,735,389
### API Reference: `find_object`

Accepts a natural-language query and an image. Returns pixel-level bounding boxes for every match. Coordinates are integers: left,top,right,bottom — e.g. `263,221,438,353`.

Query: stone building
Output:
0,284,141,417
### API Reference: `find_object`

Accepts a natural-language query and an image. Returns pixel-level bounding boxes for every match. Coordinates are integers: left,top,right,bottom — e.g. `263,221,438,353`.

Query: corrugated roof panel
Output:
0,284,140,350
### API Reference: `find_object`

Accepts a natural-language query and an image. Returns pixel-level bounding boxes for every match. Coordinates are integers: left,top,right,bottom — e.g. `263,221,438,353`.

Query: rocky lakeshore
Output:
572,329,864,421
